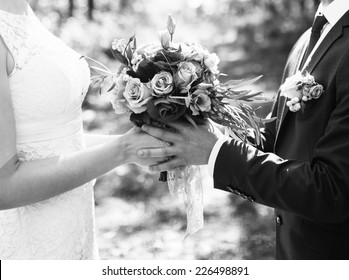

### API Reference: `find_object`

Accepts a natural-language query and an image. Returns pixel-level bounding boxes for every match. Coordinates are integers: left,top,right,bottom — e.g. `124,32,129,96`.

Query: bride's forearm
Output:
84,133,119,147
0,136,128,210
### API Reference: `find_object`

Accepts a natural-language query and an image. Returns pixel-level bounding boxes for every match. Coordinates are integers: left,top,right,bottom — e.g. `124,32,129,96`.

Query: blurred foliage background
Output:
31,0,320,259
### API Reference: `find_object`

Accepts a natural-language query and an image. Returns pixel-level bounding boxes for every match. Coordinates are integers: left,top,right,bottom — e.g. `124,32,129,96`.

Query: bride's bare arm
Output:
84,133,118,147
0,41,161,210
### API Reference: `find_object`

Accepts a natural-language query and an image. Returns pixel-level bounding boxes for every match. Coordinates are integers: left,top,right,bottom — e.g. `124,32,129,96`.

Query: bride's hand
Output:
137,122,220,170
120,127,169,167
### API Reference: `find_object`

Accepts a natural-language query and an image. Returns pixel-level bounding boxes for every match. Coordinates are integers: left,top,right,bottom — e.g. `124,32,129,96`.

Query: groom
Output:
138,0,349,259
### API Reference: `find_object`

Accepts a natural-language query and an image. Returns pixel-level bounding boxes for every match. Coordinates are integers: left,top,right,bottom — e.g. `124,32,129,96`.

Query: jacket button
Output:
276,216,282,225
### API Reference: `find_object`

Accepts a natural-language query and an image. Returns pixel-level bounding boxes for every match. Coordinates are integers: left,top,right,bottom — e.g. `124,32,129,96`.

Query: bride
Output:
0,0,164,259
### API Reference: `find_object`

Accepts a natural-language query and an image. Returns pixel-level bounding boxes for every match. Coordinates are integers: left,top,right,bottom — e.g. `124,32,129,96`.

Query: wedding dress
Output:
0,6,98,259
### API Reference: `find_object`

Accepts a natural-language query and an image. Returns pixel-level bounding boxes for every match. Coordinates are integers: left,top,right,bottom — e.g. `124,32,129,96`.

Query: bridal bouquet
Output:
89,16,273,236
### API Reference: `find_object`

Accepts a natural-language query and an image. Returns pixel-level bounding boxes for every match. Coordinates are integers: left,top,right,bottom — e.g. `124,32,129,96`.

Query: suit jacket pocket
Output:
302,221,349,259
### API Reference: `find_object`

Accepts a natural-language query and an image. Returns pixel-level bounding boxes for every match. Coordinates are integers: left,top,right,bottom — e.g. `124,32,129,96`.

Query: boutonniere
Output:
280,71,324,112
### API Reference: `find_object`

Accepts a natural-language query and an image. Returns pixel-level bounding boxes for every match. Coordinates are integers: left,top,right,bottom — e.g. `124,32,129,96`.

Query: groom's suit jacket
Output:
213,11,349,259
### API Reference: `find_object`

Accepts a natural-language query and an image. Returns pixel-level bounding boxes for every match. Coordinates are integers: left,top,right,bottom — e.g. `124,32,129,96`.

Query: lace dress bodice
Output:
0,6,98,259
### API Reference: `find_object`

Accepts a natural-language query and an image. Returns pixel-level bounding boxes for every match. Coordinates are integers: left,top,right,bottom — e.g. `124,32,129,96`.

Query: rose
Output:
204,53,220,74
151,71,174,97
187,43,210,62
192,61,204,77
309,84,323,99
123,78,153,113
159,30,171,49
147,98,186,122
173,61,199,89
190,89,212,115
301,84,311,97
112,39,127,52
203,71,216,84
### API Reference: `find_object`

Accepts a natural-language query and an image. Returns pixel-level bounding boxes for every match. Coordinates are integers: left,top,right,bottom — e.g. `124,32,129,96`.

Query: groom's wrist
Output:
208,136,231,177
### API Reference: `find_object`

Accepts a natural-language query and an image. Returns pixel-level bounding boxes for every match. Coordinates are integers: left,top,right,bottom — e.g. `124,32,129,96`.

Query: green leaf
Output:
227,75,263,90
253,116,277,123
89,66,111,75
133,37,137,51
111,48,129,66
128,34,136,45
221,79,245,87
107,82,117,92
126,44,133,64
184,113,198,128
98,77,105,95
89,76,104,90
238,92,264,102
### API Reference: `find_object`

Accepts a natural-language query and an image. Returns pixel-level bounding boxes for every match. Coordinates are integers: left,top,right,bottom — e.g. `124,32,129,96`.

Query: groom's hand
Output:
138,122,220,171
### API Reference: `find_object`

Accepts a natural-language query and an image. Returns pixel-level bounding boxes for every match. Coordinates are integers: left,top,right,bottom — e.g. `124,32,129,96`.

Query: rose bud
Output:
159,30,171,49
167,15,176,37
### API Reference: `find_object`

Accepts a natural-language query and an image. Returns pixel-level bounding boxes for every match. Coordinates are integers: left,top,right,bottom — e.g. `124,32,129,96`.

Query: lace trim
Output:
0,10,39,76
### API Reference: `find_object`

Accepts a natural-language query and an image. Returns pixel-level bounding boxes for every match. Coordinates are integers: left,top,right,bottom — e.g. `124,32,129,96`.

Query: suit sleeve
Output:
214,52,349,224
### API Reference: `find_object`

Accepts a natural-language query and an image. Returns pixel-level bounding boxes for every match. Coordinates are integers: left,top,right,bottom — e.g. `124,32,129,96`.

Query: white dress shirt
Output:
208,0,349,177
302,0,349,70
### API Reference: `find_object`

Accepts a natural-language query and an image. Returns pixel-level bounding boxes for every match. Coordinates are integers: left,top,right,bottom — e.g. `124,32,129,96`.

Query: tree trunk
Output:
120,0,129,11
69,0,75,17
266,0,278,17
88,0,94,20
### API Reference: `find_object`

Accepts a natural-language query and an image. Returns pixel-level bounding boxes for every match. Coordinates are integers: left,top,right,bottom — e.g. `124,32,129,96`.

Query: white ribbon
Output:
167,165,204,237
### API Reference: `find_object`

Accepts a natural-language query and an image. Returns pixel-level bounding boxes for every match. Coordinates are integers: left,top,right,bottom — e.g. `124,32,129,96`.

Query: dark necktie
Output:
300,15,328,69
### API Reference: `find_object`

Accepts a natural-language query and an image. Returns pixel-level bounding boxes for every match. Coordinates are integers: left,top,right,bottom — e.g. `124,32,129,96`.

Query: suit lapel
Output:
274,31,309,141
305,25,343,73
275,11,349,144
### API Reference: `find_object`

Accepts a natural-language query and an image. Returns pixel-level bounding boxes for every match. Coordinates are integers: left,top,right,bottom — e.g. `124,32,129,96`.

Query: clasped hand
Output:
137,122,221,171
